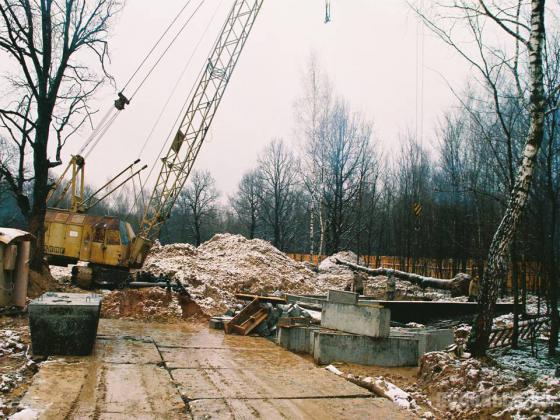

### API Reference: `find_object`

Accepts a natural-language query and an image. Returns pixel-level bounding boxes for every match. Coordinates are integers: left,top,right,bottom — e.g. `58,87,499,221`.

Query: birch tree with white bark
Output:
413,0,549,356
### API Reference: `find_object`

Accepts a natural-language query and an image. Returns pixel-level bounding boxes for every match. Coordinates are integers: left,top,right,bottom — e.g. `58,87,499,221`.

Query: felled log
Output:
334,258,471,297
325,365,416,410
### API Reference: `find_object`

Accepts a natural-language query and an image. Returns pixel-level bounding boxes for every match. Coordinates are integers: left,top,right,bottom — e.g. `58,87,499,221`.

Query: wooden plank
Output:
235,293,287,304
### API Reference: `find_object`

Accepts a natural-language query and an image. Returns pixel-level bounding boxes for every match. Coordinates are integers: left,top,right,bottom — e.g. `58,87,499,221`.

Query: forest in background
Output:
1,50,559,274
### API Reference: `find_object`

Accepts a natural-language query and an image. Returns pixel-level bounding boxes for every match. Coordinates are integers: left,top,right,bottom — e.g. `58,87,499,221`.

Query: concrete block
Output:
278,326,318,354
393,327,454,355
29,292,102,356
313,330,419,367
327,289,358,304
321,302,390,338
312,327,455,367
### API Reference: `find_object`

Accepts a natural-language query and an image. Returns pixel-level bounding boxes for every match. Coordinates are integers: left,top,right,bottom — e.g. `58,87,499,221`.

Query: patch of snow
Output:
9,408,39,420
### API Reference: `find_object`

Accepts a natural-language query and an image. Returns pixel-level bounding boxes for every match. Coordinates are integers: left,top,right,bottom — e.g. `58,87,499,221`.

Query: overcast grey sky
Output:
61,0,472,197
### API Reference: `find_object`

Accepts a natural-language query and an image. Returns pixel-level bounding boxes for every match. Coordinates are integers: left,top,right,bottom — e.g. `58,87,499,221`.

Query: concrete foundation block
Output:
392,327,455,355
321,302,390,338
327,290,358,304
278,326,318,354
313,330,419,367
312,327,455,367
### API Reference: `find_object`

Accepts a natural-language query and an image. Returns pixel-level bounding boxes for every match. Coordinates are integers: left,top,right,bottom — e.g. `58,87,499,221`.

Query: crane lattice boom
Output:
130,0,264,265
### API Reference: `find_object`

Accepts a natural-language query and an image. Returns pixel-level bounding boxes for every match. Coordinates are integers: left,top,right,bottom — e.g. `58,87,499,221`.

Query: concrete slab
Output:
321,302,390,338
189,397,410,419
160,346,310,369
171,366,371,400
18,361,185,419
327,289,358,304
17,320,413,419
95,337,161,364
18,360,90,418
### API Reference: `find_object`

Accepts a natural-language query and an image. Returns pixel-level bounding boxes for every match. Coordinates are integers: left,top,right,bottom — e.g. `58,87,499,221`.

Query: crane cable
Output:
121,0,195,94
77,0,207,158
136,0,225,160
126,0,226,221
127,0,207,101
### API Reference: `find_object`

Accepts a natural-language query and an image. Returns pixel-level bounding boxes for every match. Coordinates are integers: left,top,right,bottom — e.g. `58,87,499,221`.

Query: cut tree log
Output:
334,258,471,297
324,365,416,411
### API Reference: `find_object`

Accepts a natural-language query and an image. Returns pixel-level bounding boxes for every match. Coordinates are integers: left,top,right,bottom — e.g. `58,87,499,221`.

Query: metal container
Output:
29,292,102,356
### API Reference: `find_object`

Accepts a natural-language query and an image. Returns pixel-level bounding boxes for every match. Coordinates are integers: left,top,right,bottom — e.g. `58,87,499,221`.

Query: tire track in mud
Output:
93,363,108,420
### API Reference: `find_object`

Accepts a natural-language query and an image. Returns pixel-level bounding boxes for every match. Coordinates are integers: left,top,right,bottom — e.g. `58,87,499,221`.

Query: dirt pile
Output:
316,251,367,291
143,234,318,314
100,288,204,321
418,352,560,418
27,268,61,299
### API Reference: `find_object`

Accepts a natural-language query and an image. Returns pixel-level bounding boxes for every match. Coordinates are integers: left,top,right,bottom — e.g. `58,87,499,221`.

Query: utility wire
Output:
136,0,224,160
77,0,204,158
77,107,115,156
84,112,120,159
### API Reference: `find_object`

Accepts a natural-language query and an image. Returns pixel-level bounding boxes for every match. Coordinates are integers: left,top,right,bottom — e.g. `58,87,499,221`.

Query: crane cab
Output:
44,209,135,269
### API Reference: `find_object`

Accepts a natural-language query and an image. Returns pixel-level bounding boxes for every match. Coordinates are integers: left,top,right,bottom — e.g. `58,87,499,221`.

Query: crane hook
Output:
325,0,331,23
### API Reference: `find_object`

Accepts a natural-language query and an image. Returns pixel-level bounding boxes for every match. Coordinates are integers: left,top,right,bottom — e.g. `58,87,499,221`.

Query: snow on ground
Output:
0,320,38,418
416,342,560,419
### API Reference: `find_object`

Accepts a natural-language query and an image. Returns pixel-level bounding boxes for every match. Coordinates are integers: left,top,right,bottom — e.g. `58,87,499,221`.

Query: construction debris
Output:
0,319,38,418
218,293,318,337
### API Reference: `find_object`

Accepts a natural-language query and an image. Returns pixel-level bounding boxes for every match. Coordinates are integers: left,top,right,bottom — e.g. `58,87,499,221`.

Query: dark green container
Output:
29,292,102,356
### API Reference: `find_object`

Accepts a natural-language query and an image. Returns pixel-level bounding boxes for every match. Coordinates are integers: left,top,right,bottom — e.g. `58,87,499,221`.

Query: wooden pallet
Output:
225,297,269,335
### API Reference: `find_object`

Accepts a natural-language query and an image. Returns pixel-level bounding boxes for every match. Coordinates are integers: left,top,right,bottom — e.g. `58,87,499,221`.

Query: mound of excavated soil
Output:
143,234,318,315
417,351,522,418
100,288,205,321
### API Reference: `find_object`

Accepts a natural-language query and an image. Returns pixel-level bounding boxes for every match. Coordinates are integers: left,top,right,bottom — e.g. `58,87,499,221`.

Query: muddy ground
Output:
5,319,411,419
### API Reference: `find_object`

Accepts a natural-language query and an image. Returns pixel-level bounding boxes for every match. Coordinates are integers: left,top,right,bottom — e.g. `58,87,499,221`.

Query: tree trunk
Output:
548,200,559,355
468,0,547,357
29,122,51,272
511,246,520,349
334,258,471,297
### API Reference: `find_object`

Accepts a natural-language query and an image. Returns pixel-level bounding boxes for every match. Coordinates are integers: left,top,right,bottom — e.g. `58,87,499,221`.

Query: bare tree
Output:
180,170,219,246
295,55,333,261
257,138,300,251
231,169,261,239
0,0,120,270
414,0,548,356
321,99,374,254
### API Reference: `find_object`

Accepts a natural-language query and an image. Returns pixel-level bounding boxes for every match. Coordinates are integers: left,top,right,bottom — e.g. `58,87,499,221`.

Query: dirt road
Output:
16,319,411,419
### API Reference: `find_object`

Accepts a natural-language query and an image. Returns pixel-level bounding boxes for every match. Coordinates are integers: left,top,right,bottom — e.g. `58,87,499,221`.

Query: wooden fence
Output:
489,317,549,348
287,253,542,292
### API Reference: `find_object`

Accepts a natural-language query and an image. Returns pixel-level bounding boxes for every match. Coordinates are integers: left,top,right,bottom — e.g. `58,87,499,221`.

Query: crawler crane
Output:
44,0,331,288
